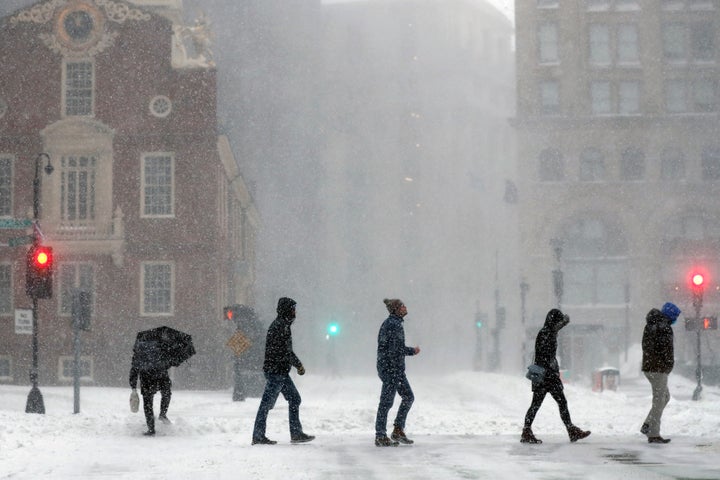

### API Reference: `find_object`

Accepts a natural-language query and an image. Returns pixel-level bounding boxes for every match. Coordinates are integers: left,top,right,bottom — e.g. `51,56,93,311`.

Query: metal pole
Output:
692,298,703,401
25,297,44,413
73,322,81,414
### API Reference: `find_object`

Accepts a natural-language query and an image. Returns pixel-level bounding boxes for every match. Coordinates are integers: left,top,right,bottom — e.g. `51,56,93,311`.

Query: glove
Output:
297,365,305,376
130,389,139,413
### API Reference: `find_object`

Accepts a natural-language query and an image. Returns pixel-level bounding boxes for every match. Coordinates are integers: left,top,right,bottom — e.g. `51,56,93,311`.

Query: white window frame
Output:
58,262,95,317
141,261,174,316
62,60,94,117
141,153,175,218
58,356,93,382
0,355,12,381
0,155,13,218
60,155,97,225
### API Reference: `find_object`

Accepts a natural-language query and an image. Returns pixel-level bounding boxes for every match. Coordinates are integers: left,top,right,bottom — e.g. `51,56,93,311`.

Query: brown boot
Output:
568,425,591,442
391,426,414,445
520,427,542,444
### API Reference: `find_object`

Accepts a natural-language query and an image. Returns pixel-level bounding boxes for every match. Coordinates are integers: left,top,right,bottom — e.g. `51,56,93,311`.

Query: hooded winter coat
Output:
262,298,303,375
642,308,674,374
532,309,569,391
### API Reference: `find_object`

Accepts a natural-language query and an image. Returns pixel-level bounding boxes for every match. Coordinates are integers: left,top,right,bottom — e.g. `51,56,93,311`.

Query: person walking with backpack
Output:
252,297,315,445
374,298,420,447
640,302,680,444
521,309,590,444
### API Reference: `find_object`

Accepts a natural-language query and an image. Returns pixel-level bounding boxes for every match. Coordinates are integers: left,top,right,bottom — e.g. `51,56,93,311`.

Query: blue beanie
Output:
661,302,681,323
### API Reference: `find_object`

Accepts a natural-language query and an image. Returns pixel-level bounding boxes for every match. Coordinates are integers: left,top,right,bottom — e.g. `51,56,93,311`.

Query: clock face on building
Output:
63,10,94,42
55,2,105,51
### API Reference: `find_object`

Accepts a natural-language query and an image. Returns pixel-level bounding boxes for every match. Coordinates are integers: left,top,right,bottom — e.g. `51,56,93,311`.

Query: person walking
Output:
521,309,591,444
640,302,680,444
252,297,315,445
374,298,420,447
129,363,172,436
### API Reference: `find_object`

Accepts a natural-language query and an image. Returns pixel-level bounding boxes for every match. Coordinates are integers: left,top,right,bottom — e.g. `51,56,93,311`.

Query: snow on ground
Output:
1,370,720,479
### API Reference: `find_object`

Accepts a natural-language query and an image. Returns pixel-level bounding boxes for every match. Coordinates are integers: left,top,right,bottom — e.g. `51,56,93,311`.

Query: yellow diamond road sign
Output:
227,331,252,356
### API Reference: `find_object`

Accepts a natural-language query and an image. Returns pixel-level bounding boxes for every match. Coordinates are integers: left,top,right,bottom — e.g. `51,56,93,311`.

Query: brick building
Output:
0,0,258,389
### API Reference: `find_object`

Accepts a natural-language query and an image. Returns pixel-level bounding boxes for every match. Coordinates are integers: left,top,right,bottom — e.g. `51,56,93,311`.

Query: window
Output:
691,22,715,61
61,155,96,224
621,147,645,180
663,23,686,61
619,81,640,114
0,355,11,380
63,61,93,116
617,25,639,63
580,148,606,181
591,81,611,114
664,22,716,62
589,24,611,65
59,263,94,317
693,78,717,112
540,80,560,114
539,148,564,181
661,148,685,180
142,153,174,217
702,147,720,180
539,23,559,64
59,356,93,381
142,262,174,315
0,156,12,217
537,0,559,7
0,264,11,315
665,79,687,112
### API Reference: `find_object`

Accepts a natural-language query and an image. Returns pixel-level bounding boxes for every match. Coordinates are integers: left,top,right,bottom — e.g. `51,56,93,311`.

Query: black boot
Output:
568,425,591,442
391,426,414,445
648,436,671,444
375,435,399,447
520,427,542,444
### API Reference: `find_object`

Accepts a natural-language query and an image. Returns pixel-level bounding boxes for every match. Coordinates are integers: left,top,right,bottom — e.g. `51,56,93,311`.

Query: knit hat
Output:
661,302,681,324
277,297,297,318
383,298,404,315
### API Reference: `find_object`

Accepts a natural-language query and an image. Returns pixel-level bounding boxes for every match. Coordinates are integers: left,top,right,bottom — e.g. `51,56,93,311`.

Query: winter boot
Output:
375,435,399,447
520,427,542,444
648,436,671,444
159,414,171,424
291,432,316,444
391,426,414,445
252,436,277,445
567,425,591,442
143,429,155,436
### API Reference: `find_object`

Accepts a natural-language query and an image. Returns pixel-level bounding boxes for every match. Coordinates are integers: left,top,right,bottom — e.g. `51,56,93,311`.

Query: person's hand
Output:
297,364,306,375
414,346,421,355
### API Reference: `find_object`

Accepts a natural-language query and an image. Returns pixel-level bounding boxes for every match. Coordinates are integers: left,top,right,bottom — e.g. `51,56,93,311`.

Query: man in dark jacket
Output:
521,309,590,444
374,298,420,447
252,297,314,445
640,302,679,444
129,365,171,436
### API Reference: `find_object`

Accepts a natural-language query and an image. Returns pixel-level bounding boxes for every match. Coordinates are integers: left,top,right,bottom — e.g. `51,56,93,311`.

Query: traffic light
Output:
689,269,707,311
224,305,236,321
702,316,718,330
26,245,53,299
686,316,718,331
327,322,340,338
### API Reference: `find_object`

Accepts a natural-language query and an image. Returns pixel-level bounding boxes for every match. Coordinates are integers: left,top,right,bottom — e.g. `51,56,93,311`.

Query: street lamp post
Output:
25,153,53,414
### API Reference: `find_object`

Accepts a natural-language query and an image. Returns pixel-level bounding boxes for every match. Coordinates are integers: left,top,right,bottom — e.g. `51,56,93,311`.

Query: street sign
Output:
0,218,32,229
8,235,34,247
15,309,32,335
226,331,252,356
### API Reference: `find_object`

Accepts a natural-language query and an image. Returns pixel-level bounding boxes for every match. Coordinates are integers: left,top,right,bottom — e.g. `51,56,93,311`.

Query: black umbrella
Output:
132,326,196,372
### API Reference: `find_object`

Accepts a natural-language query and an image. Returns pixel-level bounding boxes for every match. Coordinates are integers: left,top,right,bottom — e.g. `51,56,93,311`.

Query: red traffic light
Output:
692,273,704,287
26,245,53,299
703,316,718,330
224,306,234,321
35,249,50,266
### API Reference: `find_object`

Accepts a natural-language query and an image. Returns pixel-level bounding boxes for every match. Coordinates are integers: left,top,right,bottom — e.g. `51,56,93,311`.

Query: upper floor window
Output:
663,0,717,10
590,24,639,66
538,23,559,64
580,148,607,181
663,22,716,62
142,262,174,315
142,153,174,217
693,78,718,112
0,156,13,217
539,148,564,181
61,155,96,224
618,25,639,64
59,263,94,317
0,264,11,315
702,147,720,180
619,81,641,114
621,147,645,180
589,24,611,65
590,81,612,114
665,79,687,112
63,61,94,116
665,78,718,113
540,80,560,115
591,80,641,115
661,147,686,180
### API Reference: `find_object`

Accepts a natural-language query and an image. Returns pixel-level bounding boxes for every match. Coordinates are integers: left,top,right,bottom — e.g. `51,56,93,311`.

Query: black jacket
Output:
262,314,302,375
129,365,170,390
642,308,674,374
376,314,416,379
532,309,568,391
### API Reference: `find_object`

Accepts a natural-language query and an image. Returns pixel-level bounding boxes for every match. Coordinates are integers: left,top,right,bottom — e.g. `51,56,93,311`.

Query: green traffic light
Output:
476,321,482,328
327,322,340,336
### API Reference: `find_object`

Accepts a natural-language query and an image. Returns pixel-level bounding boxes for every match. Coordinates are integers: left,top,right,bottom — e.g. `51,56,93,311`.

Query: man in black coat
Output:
374,298,420,447
129,364,171,436
251,297,314,445
521,309,590,444
640,302,679,444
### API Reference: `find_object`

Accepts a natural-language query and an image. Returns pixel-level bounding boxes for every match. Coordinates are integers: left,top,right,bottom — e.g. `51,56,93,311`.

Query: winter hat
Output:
277,297,297,318
661,302,681,324
384,298,404,315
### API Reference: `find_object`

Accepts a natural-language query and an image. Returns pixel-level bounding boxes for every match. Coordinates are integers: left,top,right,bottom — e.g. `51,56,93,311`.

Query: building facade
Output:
0,0,258,389
514,0,720,378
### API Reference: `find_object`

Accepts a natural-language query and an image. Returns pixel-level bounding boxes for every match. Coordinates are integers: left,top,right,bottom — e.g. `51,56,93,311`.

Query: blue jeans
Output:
253,373,303,439
375,373,414,437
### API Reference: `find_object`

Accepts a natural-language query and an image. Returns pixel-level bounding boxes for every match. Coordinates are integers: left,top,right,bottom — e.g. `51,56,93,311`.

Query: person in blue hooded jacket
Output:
640,302,680,444
374,298,420,447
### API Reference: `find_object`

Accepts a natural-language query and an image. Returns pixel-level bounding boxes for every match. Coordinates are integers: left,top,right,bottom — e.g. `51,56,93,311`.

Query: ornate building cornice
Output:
10,0,150,26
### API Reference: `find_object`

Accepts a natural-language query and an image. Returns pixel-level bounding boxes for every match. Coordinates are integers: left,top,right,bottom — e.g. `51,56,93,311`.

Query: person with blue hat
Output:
640,302,680,444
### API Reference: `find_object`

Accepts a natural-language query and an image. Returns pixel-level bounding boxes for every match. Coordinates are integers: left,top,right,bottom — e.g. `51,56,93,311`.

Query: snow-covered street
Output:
2,370,719,479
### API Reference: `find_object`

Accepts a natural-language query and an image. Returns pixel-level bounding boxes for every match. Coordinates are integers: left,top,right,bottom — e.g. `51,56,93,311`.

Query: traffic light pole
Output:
25,297,44,413
692,287,703,401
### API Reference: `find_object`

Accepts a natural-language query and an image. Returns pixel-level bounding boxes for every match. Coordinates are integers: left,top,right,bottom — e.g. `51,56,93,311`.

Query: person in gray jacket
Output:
640,302,680,444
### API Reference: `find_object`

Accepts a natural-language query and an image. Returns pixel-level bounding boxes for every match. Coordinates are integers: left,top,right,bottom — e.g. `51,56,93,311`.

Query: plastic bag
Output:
130,389,139,413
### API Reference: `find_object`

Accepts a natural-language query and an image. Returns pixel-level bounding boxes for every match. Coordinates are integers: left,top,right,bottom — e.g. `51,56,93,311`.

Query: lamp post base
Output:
25,386,45,414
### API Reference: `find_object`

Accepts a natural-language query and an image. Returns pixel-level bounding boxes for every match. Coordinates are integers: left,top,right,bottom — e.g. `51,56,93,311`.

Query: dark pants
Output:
523,376,572,429
253,373,302,439
140,374,171,433
375,373,414,437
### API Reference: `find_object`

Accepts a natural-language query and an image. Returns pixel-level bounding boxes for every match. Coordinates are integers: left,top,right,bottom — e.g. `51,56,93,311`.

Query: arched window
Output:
562,218,628,305
621,147,645,181
579,148,606,181
538,148,564,181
